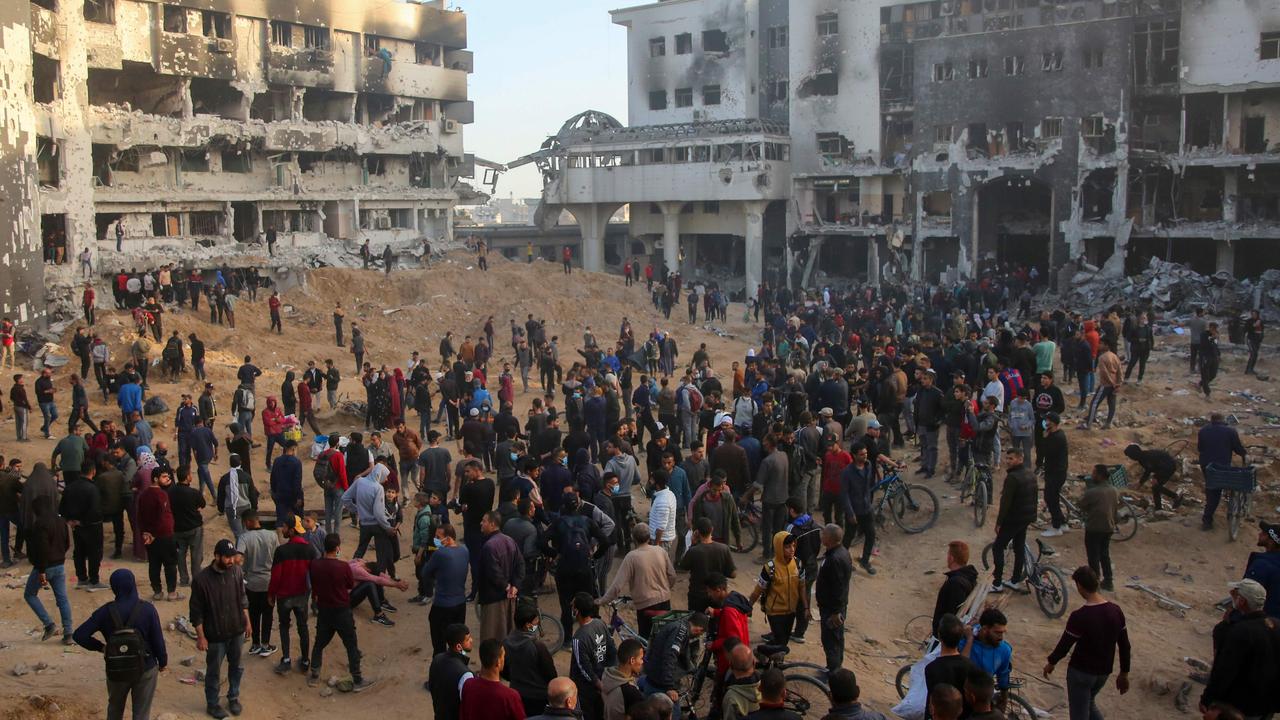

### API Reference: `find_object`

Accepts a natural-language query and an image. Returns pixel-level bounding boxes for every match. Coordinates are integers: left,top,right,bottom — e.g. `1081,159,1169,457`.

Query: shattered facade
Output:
25,0,473,311
1,1,45,325
534,0,1280,293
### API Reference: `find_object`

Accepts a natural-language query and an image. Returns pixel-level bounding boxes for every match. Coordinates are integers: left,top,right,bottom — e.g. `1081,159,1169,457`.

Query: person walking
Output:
1244,310,1264,376
1198,412,1247,531
307,533,375,691
1200,322,1221,399
73,569,168,720
839,445,877,575
1083,340,1120,431
815,523,852,674
168,466,206,587
190,539,250,719
1078,464,1119,592
267,514,317,675
1199,579,1280,718
1044,567,1131,720
343,457,396,574
268,291,282,334
25,494,74,644
990,447,1037,593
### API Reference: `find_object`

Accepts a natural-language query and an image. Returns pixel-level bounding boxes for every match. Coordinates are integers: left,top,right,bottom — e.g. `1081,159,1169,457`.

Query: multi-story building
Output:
18,0,473,323
525,0,1280,294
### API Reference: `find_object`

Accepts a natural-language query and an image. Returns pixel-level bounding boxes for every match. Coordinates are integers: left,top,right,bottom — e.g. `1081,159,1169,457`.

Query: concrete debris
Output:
1125,581,1192,612
12,663,29,677
1062,257,1280,322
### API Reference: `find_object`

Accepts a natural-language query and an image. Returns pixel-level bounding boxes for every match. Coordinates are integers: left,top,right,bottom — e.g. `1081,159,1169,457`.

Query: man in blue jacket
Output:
268,440,303,526
1198,412,1247,531
1244,521,1280,617
73,569,167,719
117,376,143,426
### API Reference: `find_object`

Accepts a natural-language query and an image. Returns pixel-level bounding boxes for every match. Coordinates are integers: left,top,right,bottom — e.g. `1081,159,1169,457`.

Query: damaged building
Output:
17,0,474,322
524,0,1280,293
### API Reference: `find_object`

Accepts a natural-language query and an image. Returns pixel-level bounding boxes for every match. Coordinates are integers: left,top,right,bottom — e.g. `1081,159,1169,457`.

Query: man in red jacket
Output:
705,571,752,717
138,468,180,601
306,533,373,691
296,379,320,434
268,291,283,334
268,515,317,674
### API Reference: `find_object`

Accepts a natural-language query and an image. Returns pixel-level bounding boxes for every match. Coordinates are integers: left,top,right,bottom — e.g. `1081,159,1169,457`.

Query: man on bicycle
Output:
960,608,1014,711
637,611,709,720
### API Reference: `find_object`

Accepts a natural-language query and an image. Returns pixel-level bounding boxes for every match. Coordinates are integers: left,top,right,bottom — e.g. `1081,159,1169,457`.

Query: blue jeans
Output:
638,675,680,720
25,563,72,634
204,634,244,708
39,401,58,437
264,433,285,471
1065,665,1108,720
236,411,253,438
197,462,215,501
324,487,343,538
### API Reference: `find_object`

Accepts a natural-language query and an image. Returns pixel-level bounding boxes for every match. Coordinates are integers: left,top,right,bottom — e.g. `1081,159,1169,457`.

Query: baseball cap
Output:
867,419,881,430
289,514,305,535
1228,579,1267,610
213,539,243,558
1261,521,1280,545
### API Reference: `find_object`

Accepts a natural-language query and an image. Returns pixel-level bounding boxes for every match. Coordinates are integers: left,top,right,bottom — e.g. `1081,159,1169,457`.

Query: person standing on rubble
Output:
268,291,283,335
1187,307,1207,374
1244,310,1264,376
1199,322,1221,399
383,245,393,276
333,302,345,347
265,226,276,257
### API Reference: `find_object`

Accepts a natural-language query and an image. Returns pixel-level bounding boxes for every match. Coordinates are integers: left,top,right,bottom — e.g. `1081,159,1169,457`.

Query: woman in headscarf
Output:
25,495,73,644
389,368,404,427
369,369,391,431
130,450,158,561
281,370,297,417
73,568,167,716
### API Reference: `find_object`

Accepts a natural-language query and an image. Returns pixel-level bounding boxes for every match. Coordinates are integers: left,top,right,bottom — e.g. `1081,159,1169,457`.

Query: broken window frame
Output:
162,5,188,34
1041,51,1063,72
364,155,387,177
932,61,955,82
1003,55,1024,76
768,26,787,49
816,132,845,159
702,84,722,106
180,149,210,172
1082,116,1106,138
188,211,222,236
648,90,668,111
1262,32,1280,61
32,53,61,104
1134,20,1180,86
201,10,231,39
675,87,694,108
968,57,988,79
935,125,953,144
84,0,115,25
415,42,440,65
270,20,293,48
1041,117,1063,139
767,79,789,104
675,33,693,55
303,26,331,51
1082,48,1104,69
649,37,666,57
220,150,252,173
702,29,729,53
37,136,61,188
816,12,838,37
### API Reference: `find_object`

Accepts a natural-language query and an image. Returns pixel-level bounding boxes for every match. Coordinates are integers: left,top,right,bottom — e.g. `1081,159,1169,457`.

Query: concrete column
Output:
867,237,880,288
1222,169,1238,223
565,203,622,273
683,235,698,278
1216,240,1235,275
657,201,683,277
743,200,769,301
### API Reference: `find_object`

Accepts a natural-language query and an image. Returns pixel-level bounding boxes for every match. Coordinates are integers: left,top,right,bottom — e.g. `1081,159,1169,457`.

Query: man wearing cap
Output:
913,370,944,479
1244,522,1280,617
190,539,250,719
1200,578,1280,718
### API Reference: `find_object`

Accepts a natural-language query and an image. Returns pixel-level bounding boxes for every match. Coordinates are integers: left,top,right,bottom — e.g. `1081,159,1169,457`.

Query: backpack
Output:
557,513,593,572
313,449,337,492
687,384,704,414
104,603,150,684
959,399,979,440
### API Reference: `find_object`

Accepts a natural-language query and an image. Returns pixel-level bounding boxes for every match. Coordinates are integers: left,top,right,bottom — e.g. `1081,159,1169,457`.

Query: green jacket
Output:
412,506,438,551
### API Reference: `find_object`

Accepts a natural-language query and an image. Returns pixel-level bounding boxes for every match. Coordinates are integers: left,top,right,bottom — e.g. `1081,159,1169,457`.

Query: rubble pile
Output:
1062,257,1280,321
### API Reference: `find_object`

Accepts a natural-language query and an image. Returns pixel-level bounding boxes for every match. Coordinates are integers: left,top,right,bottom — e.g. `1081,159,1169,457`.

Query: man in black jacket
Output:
1038,413,1069,538
933,541,977,635
1123,443,1181,511
638,612,708,708
1031,372,1065,471
502,603,558,716
815,523,853,673
427,622,474,717
990,448,1037,593
913,370,945,478
61,459,105,589
1200,579,1280,718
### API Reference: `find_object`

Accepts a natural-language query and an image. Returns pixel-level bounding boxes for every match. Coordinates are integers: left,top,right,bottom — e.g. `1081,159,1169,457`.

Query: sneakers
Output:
258,644,278,657
380,601,398,614
227,699,242,717
86,582,108,591
207,705,229,719
371,614,395,627
1003,580,1025,593
407,595,425,605
859,560,877,576
300,658,310,673
351,678,376,693
1101,579,1115,592
249,644,263,656
1040,527,1064,538
41,623,55,642
274,659,292,675
989,583,1005,594
791,633,807,645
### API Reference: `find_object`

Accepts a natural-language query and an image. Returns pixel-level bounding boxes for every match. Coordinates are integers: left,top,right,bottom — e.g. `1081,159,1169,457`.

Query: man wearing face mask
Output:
502,602,559,717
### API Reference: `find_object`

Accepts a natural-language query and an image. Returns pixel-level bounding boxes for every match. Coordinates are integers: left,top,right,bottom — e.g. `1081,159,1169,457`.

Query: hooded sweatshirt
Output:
262,397,285,436
72,569,167,670
722,672,761,720
758,531,805,616
708,591,752,672
27,496,70,572
602,666,644,720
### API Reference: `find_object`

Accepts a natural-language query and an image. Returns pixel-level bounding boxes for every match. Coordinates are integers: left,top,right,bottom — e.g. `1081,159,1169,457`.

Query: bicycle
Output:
486,557,564,652
606,596,691,648
981,538,1069,618
958,456,993,528
677,640,831,719
1061,466,1139,542
732,500,762,554
894,666,1038,720
1204,462,1257,541
873,470,940,534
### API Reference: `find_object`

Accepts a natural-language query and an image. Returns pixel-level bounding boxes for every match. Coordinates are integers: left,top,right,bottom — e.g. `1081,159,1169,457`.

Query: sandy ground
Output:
0,252,1276,719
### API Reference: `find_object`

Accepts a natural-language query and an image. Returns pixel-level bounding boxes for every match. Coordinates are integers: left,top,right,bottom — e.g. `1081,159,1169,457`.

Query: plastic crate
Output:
1107,464,1129,488
1204,464,1257,493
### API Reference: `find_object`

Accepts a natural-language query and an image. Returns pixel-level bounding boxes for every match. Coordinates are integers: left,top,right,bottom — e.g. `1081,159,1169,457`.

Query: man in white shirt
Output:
982,366,1005,413
648,470,677,556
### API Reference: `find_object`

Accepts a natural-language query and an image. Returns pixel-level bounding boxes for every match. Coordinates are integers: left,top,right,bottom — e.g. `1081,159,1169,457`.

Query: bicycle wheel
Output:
973,480,989,528
1113,497,1138,542
895,665,912,699
903,614,934,648
735,521,760,554
891,483,940,533
1005,693,1038,720
1227,491,1243,541
959,464,974,503
678,667,713,720
537,613,565,651
1034,565,1070,619
784,673,831,716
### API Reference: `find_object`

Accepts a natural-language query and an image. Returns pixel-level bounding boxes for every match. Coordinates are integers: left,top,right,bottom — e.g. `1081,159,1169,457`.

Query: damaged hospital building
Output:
524,0,1280,298
3,0,473,326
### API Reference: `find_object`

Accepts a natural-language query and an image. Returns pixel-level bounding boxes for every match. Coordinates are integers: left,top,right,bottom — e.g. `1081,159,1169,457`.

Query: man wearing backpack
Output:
74,569,167,720
547,488,608,645
314,434,348,538
678,375,703,450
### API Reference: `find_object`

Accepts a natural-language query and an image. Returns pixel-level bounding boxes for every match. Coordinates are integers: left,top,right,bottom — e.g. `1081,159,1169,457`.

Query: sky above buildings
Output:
461,0,630,204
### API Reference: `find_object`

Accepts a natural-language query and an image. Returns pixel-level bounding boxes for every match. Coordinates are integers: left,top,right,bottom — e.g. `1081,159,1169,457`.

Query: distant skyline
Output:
459,0,630,204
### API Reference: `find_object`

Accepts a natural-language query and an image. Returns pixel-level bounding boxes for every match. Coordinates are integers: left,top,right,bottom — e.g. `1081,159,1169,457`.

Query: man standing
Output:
427,624,475,719
422,525,470,656
268,514,317,675
753,435,790,561
648,470,677,554
1044,567,1131,720
168,466,207,587
35,368,58,439
269,440,303,525
190,540,250,719
569,593,615,720
815,523,852,674
600,524,677,640
1198,412,1248,531
1083,340,1121,430
839,446,877,575
679,517,736,613
913,370,944,479
343,457,395,572
748,532,807,648
1199,579,1279,718
236,510,278,658
325,359,341,410
1039,413,1070,538
307,533,374,691
991,448,1037,593
73,569,168,720
10,374,31,441
60,455,104,590
460,639,526,720
138,468,180,601
502,603,560,717
1187,307,1207,373
477,510,523,642
1078,464,1119,591
25,491,74,644
547,490,604,641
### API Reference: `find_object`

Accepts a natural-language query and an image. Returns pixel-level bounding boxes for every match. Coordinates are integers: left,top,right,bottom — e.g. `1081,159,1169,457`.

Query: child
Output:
301,510,327,557
409,492,440,604
1008,388,1034,462
384,486,404,579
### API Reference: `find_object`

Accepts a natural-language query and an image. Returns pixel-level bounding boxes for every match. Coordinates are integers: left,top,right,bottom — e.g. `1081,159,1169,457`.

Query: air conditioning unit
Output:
693,110,705,121
939,1,955,16
374,216,392,230
211,38,233,54
441,118,459,134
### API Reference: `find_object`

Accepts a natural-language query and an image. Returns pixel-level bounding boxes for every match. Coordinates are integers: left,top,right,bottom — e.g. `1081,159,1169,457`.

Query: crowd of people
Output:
0,257,1277,720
